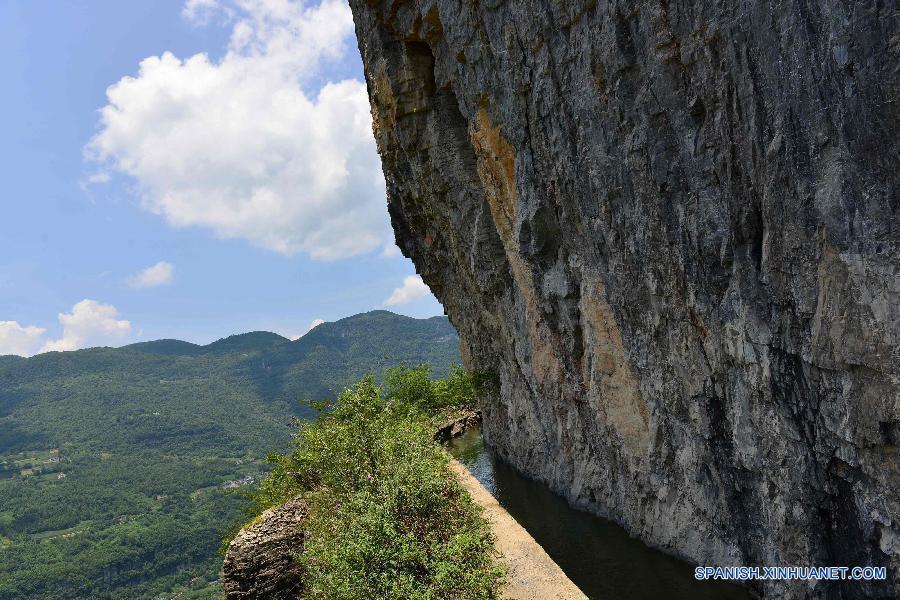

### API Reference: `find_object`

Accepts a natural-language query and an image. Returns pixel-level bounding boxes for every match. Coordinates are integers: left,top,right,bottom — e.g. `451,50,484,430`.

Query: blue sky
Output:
0,0,442,355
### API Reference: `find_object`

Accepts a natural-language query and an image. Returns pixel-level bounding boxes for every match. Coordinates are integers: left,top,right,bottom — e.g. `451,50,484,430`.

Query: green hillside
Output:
0,311,460,599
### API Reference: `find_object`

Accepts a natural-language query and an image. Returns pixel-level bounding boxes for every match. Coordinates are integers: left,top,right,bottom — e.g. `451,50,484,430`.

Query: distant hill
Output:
0,310,460,600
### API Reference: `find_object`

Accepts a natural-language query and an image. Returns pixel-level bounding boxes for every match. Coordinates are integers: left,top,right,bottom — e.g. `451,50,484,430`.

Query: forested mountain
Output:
0,311,460,599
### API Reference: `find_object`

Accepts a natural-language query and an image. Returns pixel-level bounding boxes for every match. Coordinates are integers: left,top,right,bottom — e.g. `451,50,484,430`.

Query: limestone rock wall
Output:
348,1,899,598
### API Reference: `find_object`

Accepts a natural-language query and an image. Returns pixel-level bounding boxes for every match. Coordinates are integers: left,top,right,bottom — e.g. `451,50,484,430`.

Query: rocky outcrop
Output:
348,2,899,598
434,409,483,442
222,496,306,599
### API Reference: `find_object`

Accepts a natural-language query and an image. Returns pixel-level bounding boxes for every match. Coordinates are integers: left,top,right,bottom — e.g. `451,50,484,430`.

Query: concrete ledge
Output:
450,459,588,600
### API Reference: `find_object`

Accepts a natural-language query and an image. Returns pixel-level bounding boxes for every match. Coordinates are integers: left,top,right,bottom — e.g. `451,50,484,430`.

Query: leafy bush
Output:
249,367,504,599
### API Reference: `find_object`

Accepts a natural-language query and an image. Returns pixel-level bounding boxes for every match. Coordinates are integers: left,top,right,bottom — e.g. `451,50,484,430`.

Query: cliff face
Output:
348,2,899,597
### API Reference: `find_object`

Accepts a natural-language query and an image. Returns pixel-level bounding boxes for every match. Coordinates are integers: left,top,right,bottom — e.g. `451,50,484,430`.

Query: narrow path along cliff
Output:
449,458,588,600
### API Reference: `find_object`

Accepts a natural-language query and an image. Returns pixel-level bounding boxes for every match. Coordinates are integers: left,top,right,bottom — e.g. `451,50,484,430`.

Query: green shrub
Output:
247,367,503,599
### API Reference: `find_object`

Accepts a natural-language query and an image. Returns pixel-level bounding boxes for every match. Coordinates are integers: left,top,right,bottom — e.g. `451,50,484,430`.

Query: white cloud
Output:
128,261,175,289
87,0,389,260
183,0,224,23
87,172,111,184
289,318,325,340
384,275,431,306
0,322,47,357
40,300,133,353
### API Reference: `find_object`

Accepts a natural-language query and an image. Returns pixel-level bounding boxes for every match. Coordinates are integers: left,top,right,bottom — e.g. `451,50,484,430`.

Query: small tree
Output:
243,367,504,599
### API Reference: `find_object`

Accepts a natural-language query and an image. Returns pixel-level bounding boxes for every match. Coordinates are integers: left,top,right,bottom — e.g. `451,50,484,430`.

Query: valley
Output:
0,311,460,599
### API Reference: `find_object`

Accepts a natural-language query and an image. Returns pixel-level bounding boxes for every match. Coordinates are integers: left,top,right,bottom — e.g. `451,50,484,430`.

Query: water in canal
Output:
449,427,751,600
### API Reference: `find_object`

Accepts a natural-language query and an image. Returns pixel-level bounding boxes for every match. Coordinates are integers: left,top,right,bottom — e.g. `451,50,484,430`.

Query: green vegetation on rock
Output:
0,311,460,600
245,365,504,599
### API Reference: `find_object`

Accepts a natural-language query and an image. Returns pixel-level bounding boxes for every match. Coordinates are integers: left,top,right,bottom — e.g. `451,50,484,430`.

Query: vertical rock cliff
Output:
348,1,899,597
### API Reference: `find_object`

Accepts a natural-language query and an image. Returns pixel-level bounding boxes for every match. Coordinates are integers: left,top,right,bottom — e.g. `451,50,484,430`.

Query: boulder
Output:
222,496,307,599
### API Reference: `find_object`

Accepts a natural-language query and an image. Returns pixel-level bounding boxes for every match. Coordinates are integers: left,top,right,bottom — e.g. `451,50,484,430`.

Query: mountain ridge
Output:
0,309,461,600
2,310,450,359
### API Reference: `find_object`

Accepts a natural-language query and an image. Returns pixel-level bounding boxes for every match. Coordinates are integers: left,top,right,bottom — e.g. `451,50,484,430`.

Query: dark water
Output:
449,428,750,600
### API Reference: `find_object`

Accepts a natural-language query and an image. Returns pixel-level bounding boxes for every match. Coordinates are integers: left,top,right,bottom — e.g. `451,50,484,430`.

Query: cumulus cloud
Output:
307,318,325,332
87,0,389,259
0,322,47,357
384,275,431,306
40,300,133,353
128,261,175,289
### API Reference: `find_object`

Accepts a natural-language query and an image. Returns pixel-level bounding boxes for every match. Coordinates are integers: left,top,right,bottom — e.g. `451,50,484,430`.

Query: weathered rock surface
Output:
222,496,306,599
434,409,483,442
348,2,899,598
